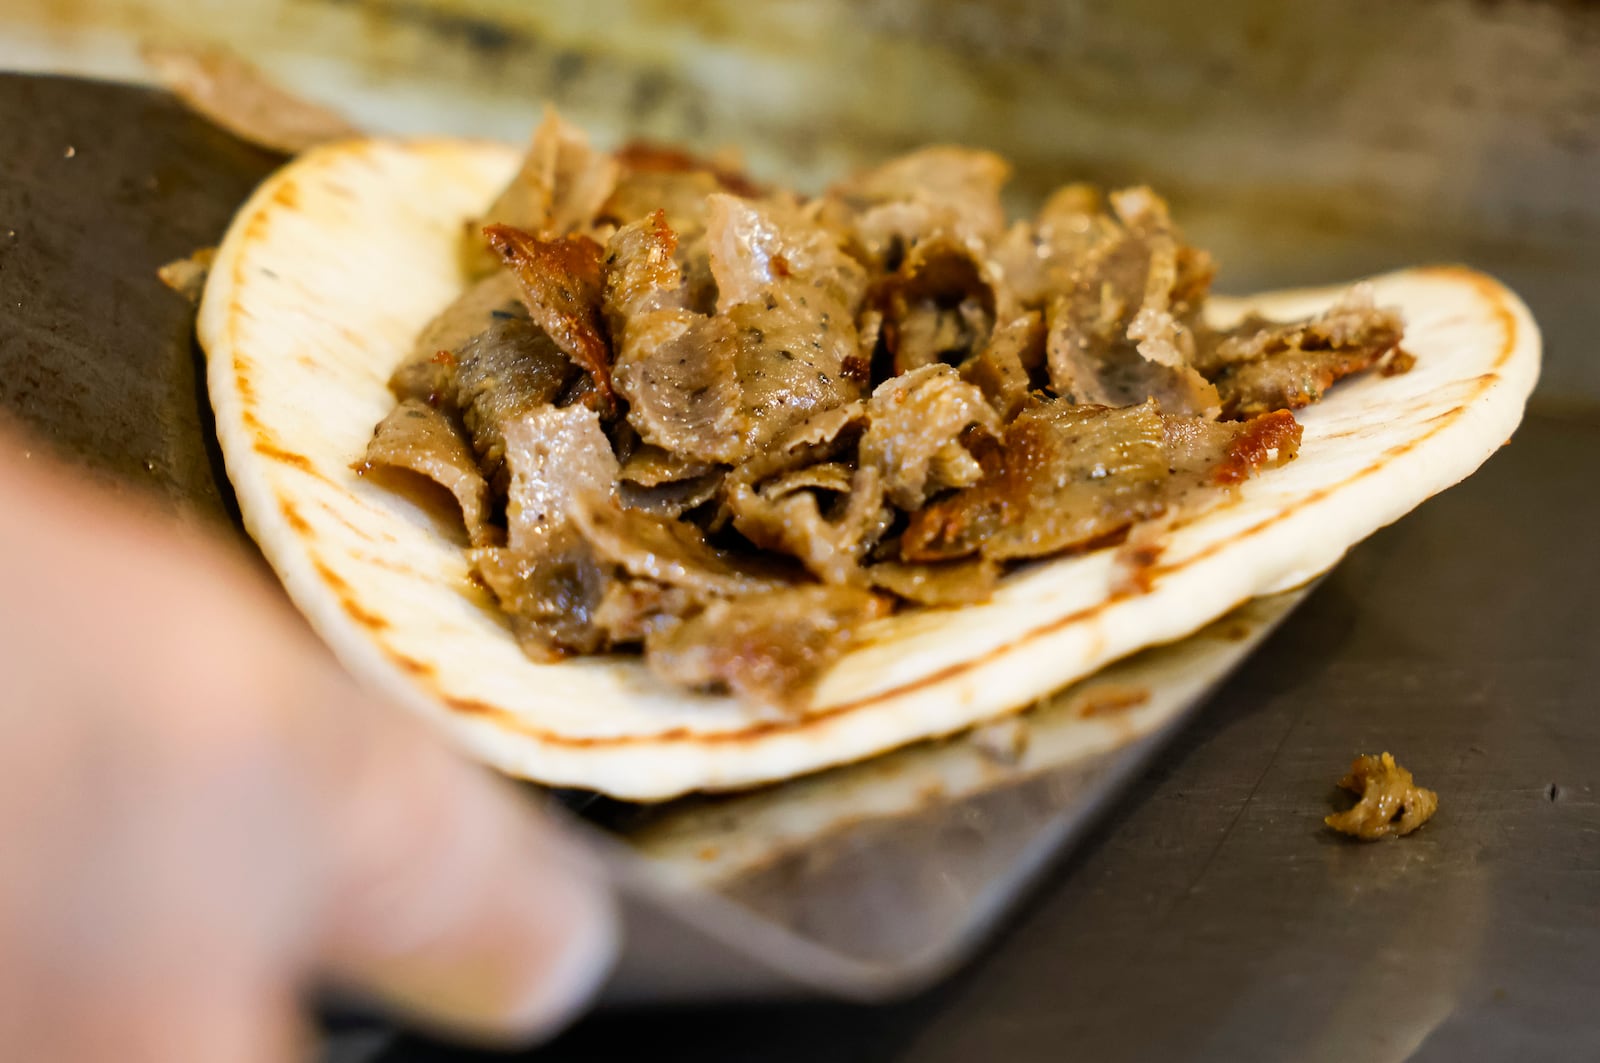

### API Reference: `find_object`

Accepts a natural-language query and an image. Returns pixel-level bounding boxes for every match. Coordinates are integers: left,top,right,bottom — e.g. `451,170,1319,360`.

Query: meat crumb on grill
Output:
1325,752,1438,840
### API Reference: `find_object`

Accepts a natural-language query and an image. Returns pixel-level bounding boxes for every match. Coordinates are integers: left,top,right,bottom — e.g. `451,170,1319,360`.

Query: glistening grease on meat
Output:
367,111,1411,708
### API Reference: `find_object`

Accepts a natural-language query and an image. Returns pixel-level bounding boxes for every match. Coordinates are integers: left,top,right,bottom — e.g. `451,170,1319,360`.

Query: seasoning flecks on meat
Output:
604,214,751,463
645,585,890,708
360,399,494,546
860,364,1001,510
485,226,614,409
706,193,868,313
706,194,870,447
1198,286,1409,418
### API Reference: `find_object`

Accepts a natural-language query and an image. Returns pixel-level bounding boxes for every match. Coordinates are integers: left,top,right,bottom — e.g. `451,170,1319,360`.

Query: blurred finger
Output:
310,694,616,1044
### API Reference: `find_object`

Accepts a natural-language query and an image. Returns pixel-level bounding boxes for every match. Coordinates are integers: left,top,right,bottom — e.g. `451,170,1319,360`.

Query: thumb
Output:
309,689,616,1045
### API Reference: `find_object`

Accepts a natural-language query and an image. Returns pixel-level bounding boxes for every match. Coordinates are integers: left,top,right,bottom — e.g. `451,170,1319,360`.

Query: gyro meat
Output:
369,112,1413,707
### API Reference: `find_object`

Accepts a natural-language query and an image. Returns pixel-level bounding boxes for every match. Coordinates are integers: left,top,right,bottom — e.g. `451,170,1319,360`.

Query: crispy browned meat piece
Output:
904,400,1172,562
1199,289,1409,418
612,141,765,197
646,585,890,708
359,399,493,546
903,400,1301,563
485,227,612,410
1325,752,1438,840
156,246,216,304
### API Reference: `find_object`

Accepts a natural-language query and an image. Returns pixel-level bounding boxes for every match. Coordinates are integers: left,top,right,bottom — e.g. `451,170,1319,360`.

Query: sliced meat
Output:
613,310,749,463
865,557,999,607
705,194,869,444
833,146,1011,260
500,406,619,554
859,364,1000,510
471,405,622,656
618,471,724,518
453,314,579,489
991,183,1121,307
725,401,869,498
729,465,890,586
612,141,764,197
360,399,493,546
485,226,613,408
903,400,1172,562
592,578,704,644
470,538,611,657
573,494,792,597
604,213,752,462
619,444,717,487
1198,287,1408,418
960,311,1044,420
603,211,689,327
872,236,1012,375
472,107,619,272
616,443,724,518
761,462,855,498
1044,187,1220,417
705,193,868,312
601,170,721,234
1163,408,1303,492
392,271,522,407
729,286,864,448
645,585,890,708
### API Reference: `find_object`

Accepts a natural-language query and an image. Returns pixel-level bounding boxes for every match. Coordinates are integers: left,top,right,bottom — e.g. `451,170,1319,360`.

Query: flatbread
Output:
197,139,1540,801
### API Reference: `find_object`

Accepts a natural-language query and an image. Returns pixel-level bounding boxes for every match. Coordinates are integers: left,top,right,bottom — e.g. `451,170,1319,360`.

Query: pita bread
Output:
197,139,1539,801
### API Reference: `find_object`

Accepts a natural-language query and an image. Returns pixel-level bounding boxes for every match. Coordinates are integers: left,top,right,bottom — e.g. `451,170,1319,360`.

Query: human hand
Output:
0,442,615,1061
